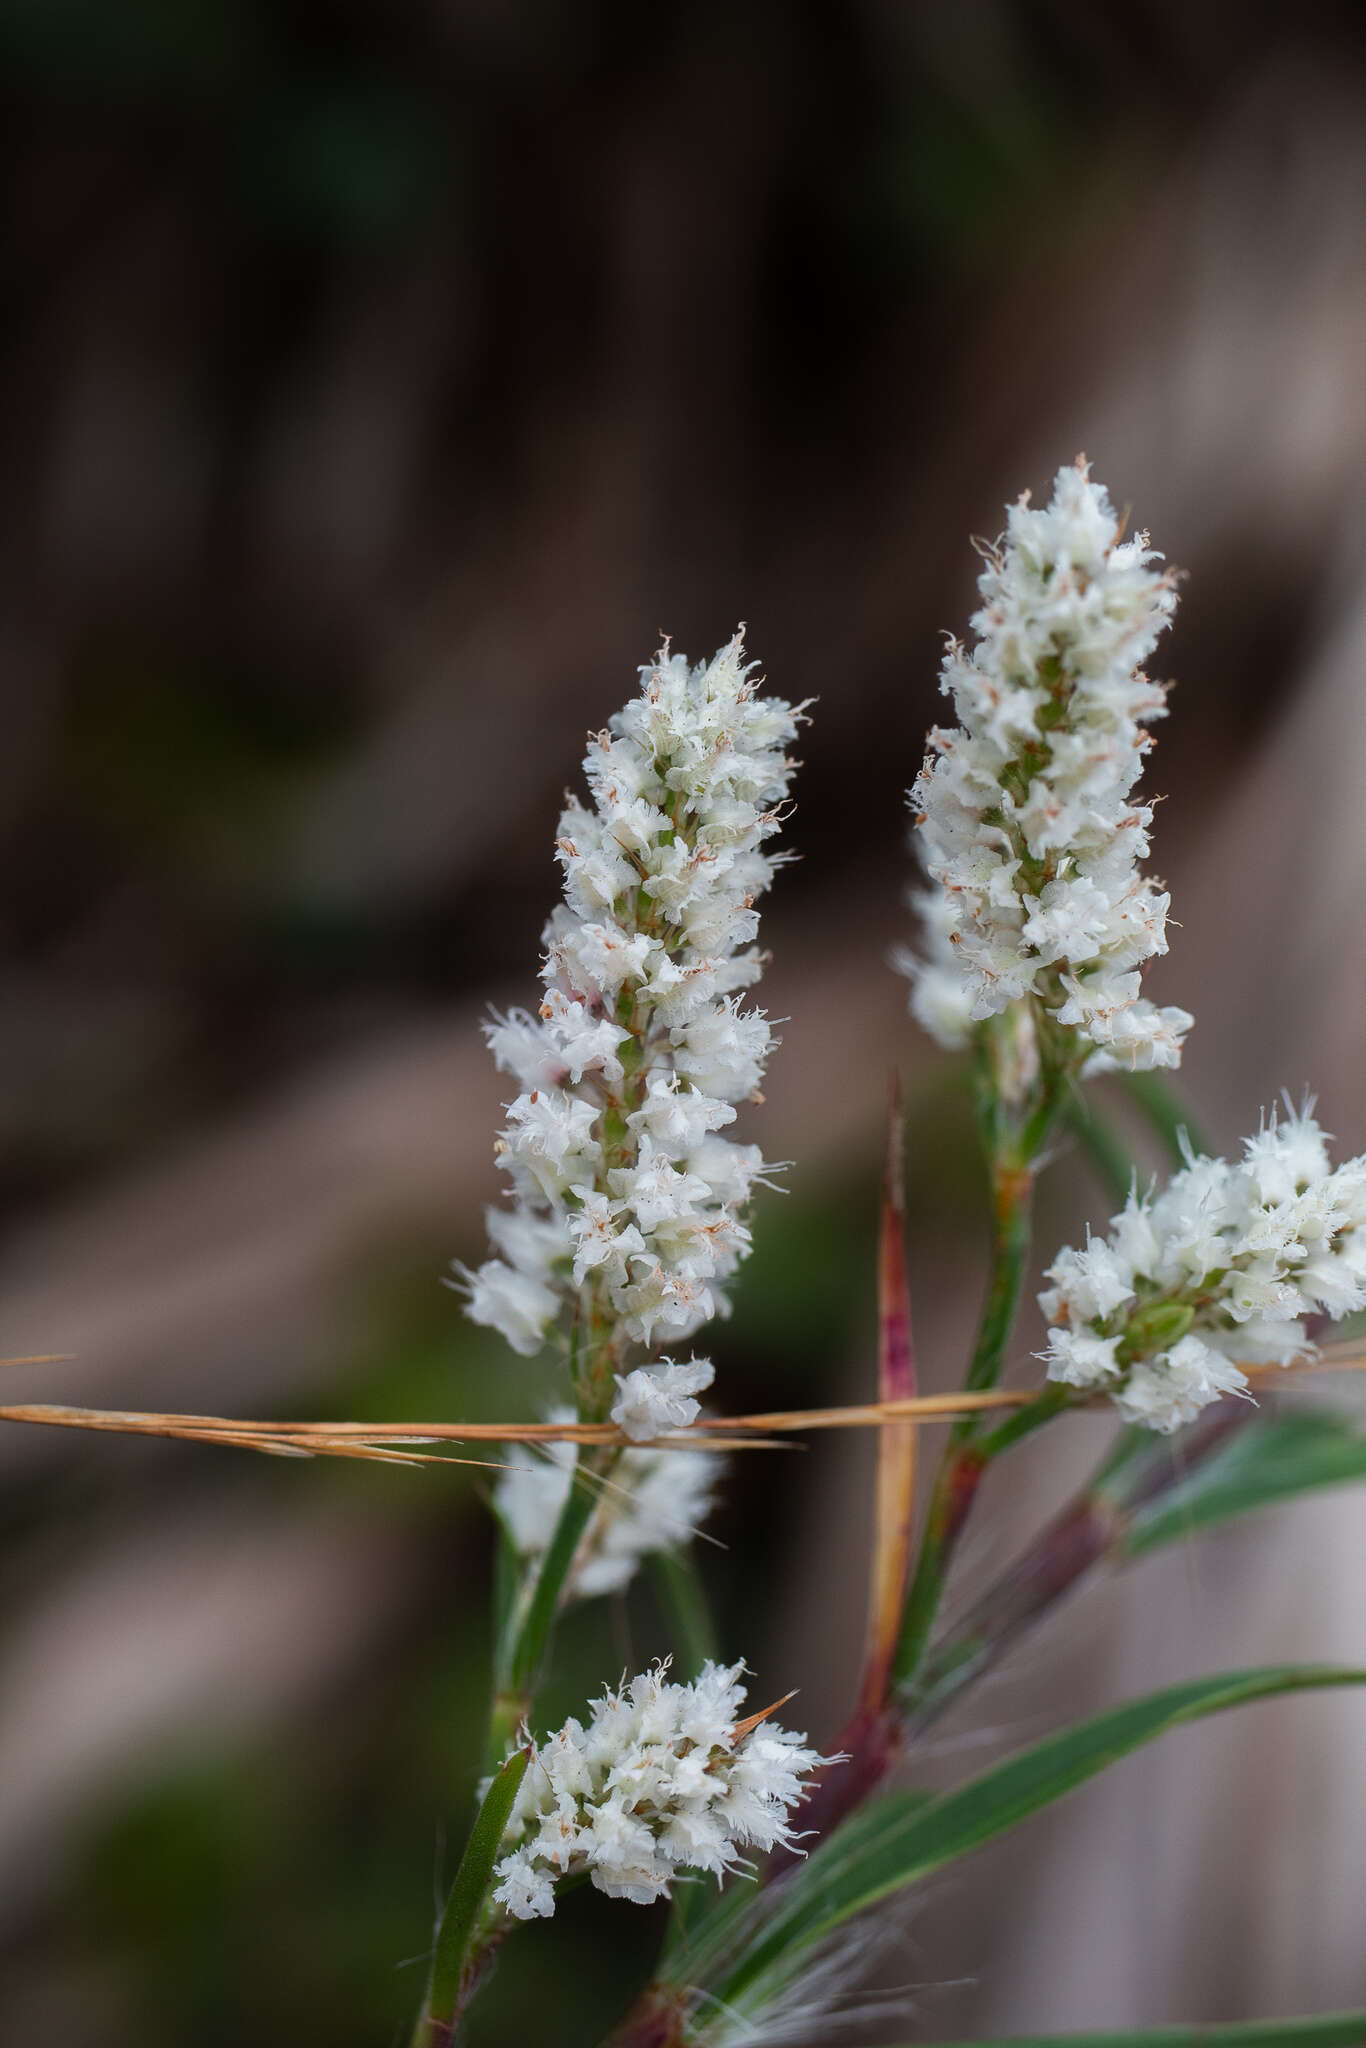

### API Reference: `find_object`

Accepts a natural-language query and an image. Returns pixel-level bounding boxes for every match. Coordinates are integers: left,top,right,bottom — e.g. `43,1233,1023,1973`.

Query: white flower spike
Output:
904,461,1192,1073
490,1661,829,1920
457,634,804,1409
1040,1105,1366,1431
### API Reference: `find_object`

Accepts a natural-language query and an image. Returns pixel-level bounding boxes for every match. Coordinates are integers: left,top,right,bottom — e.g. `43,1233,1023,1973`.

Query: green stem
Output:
891,1143,1037,1686
892,1438,985,1693
976,1381,1069,1459
485,1444,620,1768
891,1012,1067,1693
961,1157,1035,1398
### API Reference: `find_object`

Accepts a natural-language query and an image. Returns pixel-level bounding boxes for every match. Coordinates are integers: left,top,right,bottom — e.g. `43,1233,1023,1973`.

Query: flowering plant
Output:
17,466,1366,2048
397,468,1366,2047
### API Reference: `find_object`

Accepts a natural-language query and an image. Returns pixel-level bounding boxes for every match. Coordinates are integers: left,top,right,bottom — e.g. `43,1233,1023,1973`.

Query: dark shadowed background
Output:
4,3,1366,2042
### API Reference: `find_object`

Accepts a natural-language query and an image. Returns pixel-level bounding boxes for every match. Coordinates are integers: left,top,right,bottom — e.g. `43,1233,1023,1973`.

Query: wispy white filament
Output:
491,1661,827,1919
904,461,1192,1072
1041,1106,1366,1430
458,634,802,1399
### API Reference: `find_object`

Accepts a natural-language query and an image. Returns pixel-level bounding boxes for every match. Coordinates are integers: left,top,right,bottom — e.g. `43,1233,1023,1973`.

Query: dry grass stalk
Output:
861,1079,919,1716
0,1348,1359,1467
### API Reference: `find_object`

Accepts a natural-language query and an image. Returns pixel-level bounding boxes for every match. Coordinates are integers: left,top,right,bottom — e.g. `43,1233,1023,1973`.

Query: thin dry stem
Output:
861,1075,919,1716
0,1349,1359,1466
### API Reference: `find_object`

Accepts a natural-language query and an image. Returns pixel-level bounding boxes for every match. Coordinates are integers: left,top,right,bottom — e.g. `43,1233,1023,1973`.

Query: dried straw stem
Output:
0,1347,1360,1465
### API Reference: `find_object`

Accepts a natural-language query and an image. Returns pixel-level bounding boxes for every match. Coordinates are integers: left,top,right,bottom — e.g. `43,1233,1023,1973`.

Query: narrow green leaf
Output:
1121,1411,1366,1558
421,1746,530,2030
696,1665,1366,2016
886,2012,1366,2048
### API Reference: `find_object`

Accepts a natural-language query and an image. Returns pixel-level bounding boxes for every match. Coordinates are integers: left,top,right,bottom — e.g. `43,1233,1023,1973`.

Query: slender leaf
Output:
892,2014,1366,2048
419,1745,530,2034
1121,1410,1366,1558
690,1666,1366,2016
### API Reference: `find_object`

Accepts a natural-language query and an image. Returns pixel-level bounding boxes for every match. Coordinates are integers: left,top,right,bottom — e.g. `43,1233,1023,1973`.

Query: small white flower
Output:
1038,1236,1136,1326
489,1848,556,1920
903,462,1193,1071
607,1140,710,1236
1041,1327,1122,1388
1113,1338,1250,1435
490,1662,830,1921
627,1071,736,1151
610,1358,716,1442
670,999,774,1101
501,1090,600,1201
566,1190,645,1285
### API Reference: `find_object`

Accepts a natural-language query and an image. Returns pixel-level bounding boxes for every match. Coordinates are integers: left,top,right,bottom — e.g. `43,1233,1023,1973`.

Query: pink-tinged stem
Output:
860,1077,920,1715
603,1987,690,2048
768,1083,920,1872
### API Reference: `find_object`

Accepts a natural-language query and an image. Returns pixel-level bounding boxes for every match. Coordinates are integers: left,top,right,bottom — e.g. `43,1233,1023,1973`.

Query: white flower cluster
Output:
496,1406,722,1601
904,461,1192,1073
1041,1108,1366,1431
491,1661,826,1920
461,633,802,1387
610,1357,715,1441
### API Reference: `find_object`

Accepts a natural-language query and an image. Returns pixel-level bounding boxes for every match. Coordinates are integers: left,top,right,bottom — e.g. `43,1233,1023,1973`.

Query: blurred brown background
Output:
4,2,1366,2041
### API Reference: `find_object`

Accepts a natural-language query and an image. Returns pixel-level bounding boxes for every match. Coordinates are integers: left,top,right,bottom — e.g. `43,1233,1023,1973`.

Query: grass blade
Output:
888,2014,1366,2048
694,1665,1366,2017
415,1745,531,2044
1120,1409,1366,1558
